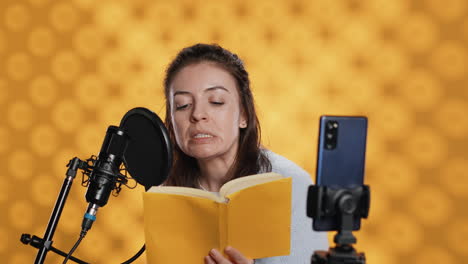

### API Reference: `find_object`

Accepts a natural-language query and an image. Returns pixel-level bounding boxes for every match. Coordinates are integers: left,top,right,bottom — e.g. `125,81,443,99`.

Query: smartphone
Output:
313,115,368,231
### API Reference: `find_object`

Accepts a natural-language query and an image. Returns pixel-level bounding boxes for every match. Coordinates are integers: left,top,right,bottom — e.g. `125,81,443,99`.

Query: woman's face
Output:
169,62,247,162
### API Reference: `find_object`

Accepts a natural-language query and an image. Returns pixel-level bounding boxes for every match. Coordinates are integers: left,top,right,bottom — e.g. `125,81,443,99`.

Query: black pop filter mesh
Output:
119,107,172,190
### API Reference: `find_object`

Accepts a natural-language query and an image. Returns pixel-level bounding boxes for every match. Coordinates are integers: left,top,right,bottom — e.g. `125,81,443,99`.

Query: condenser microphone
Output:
81,126,129,233
27,107,172,264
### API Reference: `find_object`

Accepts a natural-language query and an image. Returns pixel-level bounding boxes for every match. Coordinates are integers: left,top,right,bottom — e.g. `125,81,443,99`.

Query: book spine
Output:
218,203,228,254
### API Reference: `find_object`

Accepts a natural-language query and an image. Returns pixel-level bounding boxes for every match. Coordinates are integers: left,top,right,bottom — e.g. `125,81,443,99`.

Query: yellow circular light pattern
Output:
426,0,467,22
28,27,56,57
51,50,83,82
74,74,107,109
8,200,34,230
1,0,467,263
8,149,34,180
73,26,105,59
399,68,443,110
369,99,413,139
74,123,107,155
7,101,34,130
6,53,32,81
435,99,468,138
403,127,448,168
400,13,439,53
31,173,62,207
49,3,80,32
407,185,453,226
430,41,468,81
377,155,419,198
4,4,30,32
441,158,468,198
378,213,423,254
414,246,456,264
28,75,58,107
51,99,84,132
30,124,59,157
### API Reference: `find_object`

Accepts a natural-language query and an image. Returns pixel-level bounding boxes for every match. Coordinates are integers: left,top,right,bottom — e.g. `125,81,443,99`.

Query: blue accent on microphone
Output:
84,213,96,221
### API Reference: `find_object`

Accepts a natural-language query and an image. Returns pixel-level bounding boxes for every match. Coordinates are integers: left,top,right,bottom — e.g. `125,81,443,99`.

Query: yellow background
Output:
1,0,467,263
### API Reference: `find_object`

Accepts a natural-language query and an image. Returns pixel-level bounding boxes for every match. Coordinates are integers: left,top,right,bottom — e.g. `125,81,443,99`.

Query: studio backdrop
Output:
1,0,467,263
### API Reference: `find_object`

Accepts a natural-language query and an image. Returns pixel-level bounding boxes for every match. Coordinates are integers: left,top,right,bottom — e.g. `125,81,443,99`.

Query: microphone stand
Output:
21,156,144,264
21,123,153,263
20,234,88,264
22,157,90,264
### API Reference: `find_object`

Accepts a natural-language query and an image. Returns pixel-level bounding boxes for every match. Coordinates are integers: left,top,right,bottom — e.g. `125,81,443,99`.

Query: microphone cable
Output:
121,244,145,264
62,230,87,264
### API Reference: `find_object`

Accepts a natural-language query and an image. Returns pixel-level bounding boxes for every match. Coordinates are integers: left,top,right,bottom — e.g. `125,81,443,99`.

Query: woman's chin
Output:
186,147,218,160
184,141,238,161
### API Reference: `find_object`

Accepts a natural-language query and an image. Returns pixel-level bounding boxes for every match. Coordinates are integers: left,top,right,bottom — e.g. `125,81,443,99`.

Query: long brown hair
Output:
163,43,271,187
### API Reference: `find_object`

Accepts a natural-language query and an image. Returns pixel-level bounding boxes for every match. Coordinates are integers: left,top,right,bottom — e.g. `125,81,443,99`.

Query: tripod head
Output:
307,185,370,264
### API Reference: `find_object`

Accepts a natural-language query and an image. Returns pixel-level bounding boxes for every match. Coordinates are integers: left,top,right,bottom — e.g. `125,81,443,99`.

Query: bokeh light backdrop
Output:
1,0,468,263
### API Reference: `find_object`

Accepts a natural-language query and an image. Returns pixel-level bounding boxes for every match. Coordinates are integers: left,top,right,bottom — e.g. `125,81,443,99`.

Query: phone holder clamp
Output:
307,185,370,264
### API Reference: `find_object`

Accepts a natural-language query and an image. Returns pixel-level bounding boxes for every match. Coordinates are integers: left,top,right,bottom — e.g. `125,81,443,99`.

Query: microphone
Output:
23,107,171,264
81,126,129,234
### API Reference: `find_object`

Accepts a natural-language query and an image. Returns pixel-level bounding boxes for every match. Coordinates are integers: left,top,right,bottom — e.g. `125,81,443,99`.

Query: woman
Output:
163,43,328,264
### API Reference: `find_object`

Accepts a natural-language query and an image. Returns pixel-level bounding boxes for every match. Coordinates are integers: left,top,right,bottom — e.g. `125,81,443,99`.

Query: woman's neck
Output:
197,157,235,192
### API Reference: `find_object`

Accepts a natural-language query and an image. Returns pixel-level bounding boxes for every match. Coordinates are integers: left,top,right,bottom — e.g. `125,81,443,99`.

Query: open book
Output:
143,172,292,264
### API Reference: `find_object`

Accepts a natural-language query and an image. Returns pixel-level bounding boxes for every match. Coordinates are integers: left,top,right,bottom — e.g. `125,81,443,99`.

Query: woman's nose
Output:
190,103,207,122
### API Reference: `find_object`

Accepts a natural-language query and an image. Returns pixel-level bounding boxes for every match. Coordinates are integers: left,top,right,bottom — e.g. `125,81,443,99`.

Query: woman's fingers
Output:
206,247,254,264
208,249,231,264
224,246,254,264
205,254,217,264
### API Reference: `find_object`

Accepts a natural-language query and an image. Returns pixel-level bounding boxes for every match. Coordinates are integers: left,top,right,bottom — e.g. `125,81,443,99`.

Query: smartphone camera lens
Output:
324,121,338,150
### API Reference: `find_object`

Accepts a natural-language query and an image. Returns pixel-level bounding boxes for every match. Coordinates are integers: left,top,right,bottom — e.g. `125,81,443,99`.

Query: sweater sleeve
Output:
255,150,329,264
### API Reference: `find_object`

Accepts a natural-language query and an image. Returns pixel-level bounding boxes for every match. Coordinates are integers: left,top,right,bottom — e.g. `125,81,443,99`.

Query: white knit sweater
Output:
254,150,329,264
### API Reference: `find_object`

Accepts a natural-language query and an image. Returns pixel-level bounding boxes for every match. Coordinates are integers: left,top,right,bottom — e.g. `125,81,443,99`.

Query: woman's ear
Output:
239,110,247,128
240,120,247,128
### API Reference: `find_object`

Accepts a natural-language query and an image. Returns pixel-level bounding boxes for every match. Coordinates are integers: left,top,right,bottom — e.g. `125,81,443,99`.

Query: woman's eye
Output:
175,104,189,110
211,102,224,106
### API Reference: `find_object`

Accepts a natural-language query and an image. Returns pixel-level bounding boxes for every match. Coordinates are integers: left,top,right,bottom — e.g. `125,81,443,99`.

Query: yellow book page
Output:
147,185,226,203
219,172,284,197
143,193,220,264
225,177,292,259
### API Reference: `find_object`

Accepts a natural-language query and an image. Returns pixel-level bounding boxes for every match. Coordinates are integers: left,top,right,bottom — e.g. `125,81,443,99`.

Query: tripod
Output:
307,185,370,264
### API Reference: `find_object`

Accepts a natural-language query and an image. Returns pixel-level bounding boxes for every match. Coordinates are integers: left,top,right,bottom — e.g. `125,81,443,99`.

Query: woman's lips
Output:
190,133,214,144
193,133,213,139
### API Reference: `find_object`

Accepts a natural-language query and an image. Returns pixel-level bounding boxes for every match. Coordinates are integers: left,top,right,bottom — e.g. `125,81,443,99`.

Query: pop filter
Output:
119,107,172,190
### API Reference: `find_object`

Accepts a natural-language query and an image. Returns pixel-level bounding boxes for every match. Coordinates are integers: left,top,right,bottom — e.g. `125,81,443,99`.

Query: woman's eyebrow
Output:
204,86,230,93
173,91,191,97
173,86,229,97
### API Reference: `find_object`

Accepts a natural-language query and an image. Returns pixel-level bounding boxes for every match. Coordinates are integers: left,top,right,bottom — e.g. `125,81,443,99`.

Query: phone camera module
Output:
324,121,338,150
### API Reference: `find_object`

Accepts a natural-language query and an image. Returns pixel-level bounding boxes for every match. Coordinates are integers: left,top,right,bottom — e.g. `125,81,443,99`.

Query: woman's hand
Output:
204,246,254,264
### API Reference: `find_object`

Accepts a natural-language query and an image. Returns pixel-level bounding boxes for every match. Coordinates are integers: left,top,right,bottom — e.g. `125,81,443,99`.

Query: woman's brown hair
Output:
163,43,271,187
